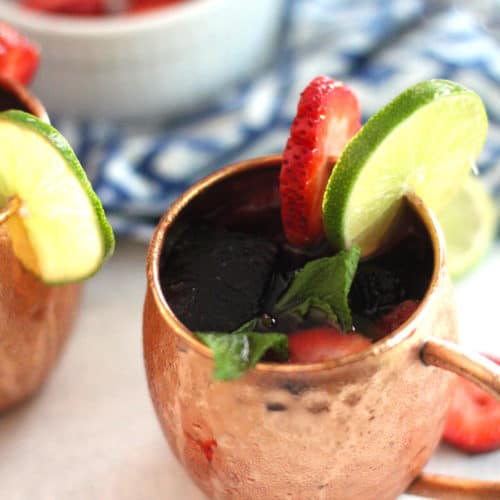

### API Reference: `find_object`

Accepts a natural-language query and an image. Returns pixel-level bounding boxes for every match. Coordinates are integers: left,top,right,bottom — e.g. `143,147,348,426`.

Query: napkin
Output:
51,0,500,240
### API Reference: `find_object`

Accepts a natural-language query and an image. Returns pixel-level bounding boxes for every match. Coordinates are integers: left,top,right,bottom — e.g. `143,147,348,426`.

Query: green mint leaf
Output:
231,318,259,333
273,247,360,330
194,332,288,381
271,296,340,334
281,296,339,324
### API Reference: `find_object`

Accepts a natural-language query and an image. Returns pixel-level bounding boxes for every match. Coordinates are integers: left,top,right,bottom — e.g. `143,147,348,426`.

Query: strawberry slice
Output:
280,76,361,247
443,355,500,454
0,23,40,86
288,327,371,363
376,300,420,335
21,0,105,16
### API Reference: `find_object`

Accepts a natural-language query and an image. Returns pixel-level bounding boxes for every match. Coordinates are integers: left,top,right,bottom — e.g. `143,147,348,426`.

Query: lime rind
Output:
0,110,114,284
322,79,488,255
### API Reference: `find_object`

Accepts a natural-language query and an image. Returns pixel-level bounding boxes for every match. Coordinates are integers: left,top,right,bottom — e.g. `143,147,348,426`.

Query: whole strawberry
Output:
21,0,105,16
0,22,40,85
443,355,500,454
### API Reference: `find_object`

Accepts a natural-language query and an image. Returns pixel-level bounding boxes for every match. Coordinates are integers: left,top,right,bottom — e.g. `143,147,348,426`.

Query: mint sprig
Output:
274,247,360,331
196,246,360,380
194,332,288,381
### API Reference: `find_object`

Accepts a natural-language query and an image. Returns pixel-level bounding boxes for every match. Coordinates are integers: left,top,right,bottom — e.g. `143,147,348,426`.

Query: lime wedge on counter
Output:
0,110,114,284
322,79,488,256
437,175,497,279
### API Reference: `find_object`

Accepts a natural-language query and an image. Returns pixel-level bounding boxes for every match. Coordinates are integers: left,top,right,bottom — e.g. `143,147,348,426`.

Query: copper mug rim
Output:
146,153,444,374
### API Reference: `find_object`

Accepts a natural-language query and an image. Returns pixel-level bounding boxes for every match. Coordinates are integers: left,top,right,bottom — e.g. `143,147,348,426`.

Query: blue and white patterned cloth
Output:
52,0,500,240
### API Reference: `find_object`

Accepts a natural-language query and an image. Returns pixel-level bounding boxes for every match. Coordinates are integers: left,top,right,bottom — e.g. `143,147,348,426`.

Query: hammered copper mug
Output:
143,155,500,500
0,77,82,412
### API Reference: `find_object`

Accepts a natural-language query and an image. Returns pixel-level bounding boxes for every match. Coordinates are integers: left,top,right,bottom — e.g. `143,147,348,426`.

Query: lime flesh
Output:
0,110,114,284
322,79,488,256
438,175,497,279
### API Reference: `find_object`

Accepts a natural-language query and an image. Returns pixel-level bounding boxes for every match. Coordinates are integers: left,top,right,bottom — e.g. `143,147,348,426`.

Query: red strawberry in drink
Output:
376,300,420,335
288,327,371,363
280,76,361,247
0,23,40,85
443,354,500,454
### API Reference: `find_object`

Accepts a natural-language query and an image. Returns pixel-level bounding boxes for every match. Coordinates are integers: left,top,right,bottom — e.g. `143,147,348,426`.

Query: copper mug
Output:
0,77,82,412
143,155,500,499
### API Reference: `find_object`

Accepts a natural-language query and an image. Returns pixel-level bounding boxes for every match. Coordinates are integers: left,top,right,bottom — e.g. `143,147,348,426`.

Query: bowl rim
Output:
146,154,446,374
0,0,225,36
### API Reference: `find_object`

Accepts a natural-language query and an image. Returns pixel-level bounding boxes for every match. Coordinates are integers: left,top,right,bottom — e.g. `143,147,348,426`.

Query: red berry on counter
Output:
280,76,361,247
376,299,420,334
288,327,371,363
0,22,40,86
443,355,500,454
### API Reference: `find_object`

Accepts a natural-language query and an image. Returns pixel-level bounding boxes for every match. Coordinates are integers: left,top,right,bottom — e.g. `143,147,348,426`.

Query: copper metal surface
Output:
422,337,500,400
408,473,500,499
0,81,79,412
0,228,82,412
143,156,499,499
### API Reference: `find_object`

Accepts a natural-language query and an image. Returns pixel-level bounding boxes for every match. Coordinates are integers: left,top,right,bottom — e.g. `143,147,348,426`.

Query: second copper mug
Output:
143,156,500,500
0,77,81,412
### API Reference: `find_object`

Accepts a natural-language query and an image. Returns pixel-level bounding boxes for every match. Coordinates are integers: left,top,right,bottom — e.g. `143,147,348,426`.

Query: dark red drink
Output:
159,160,433,365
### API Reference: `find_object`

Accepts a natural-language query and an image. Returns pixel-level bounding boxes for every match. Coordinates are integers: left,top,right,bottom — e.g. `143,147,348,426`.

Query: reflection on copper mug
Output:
143,156,500,499
0,78,81,412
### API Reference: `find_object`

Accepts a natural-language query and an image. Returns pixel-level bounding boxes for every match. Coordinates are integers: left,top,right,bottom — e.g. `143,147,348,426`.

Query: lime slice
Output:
0,110,114,284
437,175,497,279
322,79,488,256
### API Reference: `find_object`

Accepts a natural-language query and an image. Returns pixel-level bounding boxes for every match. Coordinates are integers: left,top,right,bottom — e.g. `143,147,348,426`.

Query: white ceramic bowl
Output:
0,0,285,121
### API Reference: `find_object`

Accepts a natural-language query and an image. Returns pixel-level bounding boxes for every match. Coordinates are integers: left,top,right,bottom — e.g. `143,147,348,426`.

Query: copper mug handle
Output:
405,337,500,499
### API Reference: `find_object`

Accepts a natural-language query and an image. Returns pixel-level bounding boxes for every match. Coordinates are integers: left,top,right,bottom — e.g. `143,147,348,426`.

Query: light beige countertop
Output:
1,240,498,500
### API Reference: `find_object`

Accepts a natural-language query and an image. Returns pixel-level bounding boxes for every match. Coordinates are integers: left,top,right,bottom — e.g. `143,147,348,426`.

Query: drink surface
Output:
160,185,433,354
